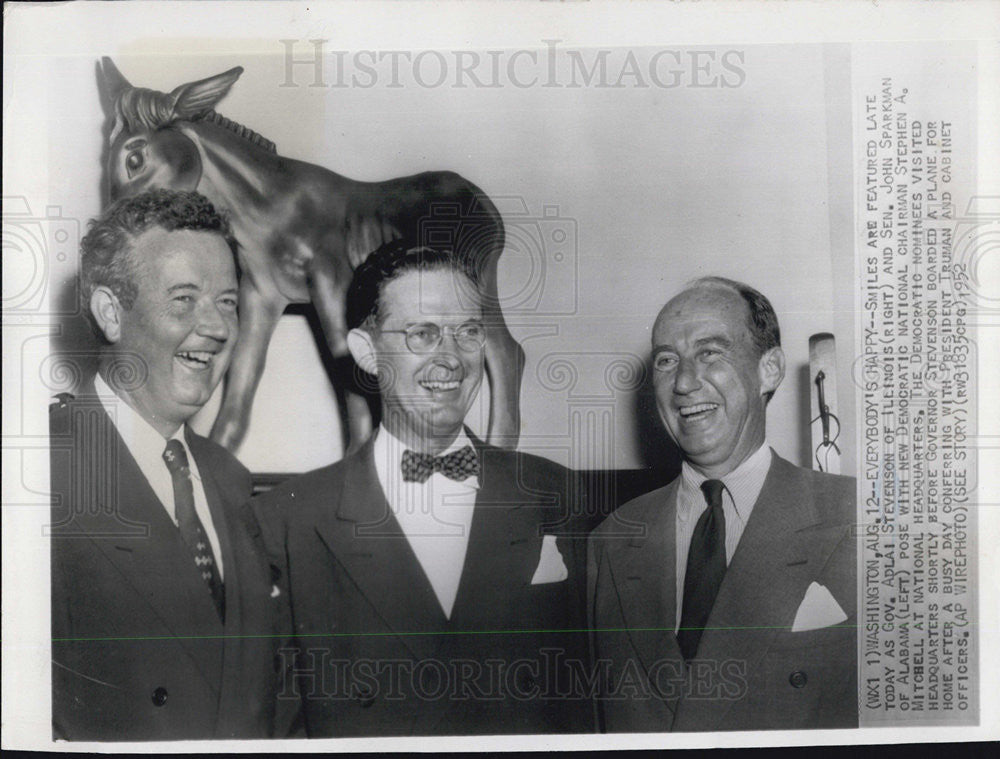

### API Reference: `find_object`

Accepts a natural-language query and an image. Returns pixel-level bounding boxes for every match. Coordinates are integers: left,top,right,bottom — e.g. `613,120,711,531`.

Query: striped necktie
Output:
162,439,225,622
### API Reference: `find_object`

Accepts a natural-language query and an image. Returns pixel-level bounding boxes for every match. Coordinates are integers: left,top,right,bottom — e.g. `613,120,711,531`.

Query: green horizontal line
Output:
50,624,859,645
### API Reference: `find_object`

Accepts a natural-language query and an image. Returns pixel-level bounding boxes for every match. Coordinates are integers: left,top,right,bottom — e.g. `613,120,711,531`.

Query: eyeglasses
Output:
380,322,487,354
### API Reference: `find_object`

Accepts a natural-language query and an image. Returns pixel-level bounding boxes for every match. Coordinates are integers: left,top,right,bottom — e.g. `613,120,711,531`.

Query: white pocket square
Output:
270,584,281,598
791,581,847,632
530,535,568,585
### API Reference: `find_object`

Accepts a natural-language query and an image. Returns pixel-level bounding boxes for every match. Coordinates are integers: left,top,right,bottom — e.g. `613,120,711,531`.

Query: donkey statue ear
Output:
97,57,133,115
169,66,244,120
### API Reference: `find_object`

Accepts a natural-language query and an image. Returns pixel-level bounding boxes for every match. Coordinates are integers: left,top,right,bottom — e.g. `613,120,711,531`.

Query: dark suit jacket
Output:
588,452,857,732
251,432,595,736
50,387,297,740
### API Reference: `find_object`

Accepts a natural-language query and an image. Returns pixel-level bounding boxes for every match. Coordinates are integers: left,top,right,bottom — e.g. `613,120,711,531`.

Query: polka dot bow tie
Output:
401,445,480,484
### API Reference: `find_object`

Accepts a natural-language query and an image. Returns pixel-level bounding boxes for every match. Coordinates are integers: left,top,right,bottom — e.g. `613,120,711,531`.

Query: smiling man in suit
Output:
589,276,857,732
50,189,295,740
252,240,593,736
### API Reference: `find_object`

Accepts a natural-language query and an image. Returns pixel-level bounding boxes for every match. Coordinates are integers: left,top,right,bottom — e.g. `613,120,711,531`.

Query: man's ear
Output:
90,287,124,343
347,328,379,375
758,345,786,397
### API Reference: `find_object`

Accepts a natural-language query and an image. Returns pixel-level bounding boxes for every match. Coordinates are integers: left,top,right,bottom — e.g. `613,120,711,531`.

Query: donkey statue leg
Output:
210,282,286,451
478,245,525,449
307,243,376,454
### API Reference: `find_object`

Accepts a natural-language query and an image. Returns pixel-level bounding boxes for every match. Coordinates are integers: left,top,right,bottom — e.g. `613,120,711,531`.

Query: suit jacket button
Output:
152,687,168,706
356,686,375,708
789,671,808,689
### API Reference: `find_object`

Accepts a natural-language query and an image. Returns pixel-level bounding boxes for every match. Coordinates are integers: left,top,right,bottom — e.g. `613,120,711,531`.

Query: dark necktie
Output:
162,439,225,622
400,445,480,484
678,479,727,661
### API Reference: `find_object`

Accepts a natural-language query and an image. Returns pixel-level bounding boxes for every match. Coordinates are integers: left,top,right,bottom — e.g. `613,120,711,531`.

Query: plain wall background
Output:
42,42,855,474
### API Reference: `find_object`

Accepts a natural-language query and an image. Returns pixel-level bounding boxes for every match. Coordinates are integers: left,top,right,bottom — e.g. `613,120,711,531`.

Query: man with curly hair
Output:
50,189,297,740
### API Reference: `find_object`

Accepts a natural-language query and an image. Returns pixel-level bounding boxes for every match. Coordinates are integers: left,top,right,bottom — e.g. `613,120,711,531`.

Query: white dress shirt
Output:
674,443,772,629
373,426,479,619
94,373,224,578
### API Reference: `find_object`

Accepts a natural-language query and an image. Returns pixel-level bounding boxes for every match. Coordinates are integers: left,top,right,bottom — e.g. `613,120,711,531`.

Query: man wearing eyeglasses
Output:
251,240,593,736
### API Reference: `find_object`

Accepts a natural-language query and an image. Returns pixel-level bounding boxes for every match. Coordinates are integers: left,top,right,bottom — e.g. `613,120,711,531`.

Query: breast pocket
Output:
771,620,855,651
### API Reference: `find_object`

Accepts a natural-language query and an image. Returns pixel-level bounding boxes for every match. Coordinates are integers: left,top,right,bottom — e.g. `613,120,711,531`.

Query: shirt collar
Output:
94,372,185,452
373,425,480,490
678,443,772,522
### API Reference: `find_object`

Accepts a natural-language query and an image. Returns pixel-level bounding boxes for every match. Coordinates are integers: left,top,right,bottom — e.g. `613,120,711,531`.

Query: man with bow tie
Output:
49,190,297,740
588,276,858,732
252,240,594,736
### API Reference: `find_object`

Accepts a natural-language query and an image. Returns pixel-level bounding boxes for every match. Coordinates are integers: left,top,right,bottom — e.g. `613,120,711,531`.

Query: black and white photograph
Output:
2,0,997,751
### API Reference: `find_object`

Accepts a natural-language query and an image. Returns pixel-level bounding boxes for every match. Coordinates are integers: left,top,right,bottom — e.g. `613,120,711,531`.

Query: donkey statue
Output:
97,58,523,453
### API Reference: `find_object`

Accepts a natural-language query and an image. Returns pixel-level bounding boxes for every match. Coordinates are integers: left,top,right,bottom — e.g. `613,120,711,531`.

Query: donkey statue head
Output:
93,57,523,456
98,57,274,202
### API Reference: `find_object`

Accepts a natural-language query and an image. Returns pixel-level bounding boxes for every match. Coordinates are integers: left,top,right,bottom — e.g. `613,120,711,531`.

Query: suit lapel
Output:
606,482,684,713
675,454,824,729
448,439,541,626
313,438,445,662
188,428,244,636
76,405,224,693
188,428,250,733
423,437,562,734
